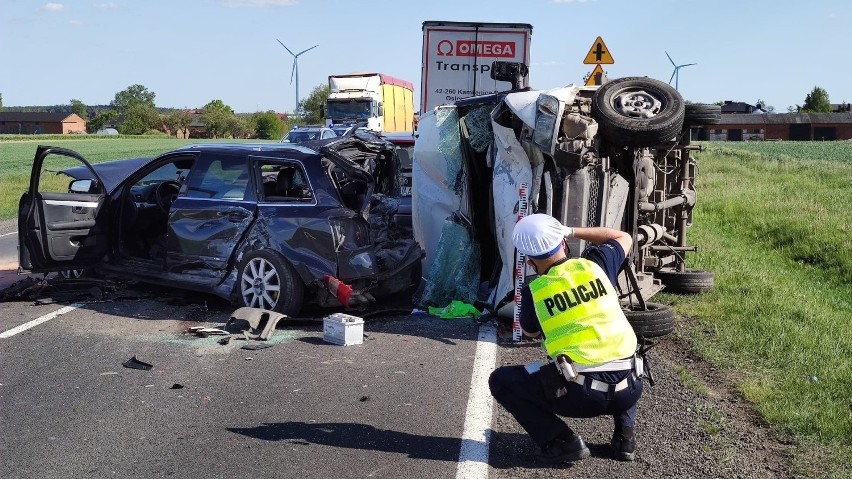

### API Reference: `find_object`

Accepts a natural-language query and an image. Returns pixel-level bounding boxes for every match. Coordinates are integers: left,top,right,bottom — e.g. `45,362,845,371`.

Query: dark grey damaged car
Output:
18,137,423,316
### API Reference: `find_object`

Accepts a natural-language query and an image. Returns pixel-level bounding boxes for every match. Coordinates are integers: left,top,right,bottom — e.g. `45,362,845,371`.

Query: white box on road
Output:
323,313,364,346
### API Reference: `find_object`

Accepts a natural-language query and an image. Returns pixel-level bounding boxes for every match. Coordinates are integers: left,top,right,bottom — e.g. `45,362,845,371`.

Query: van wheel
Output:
655,269,714,294
684,103,722,126
237,250,303,316
591,77,685,147
623,302,675,339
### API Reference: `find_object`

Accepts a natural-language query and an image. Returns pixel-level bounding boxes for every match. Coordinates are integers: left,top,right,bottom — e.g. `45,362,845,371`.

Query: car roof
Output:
177,142,317,153
290,125,330,131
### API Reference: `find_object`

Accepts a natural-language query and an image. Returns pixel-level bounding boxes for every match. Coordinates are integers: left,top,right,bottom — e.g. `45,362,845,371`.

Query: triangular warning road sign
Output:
585,65,606,86
583,36,614,65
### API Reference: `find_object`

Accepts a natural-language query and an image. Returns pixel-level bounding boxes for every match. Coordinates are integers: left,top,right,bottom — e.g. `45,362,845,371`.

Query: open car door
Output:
18,146,110,273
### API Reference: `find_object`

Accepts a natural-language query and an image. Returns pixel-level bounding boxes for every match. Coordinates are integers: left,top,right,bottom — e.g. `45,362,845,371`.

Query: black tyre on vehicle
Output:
684,103,722,126
591,77,685,147
623,302,675,339
655,268,714,294
237,250,304,316
59,269,84,279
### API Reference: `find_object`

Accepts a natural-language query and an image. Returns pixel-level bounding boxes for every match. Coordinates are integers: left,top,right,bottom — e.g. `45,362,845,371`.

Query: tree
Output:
199,99,234,138
227,115,252,139
253,111,285,140
162,109,193,138
112,84,156,113
70,99,88,120
0,93,3,109
88,109,117,133
801,86,831,113
296,84,330,124
754,99,775,113
119,103,160,135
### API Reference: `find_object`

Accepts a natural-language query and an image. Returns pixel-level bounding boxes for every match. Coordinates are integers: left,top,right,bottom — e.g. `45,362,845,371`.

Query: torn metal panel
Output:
490,121,534,306
225,307,288,340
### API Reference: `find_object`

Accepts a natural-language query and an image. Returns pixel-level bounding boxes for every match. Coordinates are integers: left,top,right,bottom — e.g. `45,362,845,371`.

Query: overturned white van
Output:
412,73,720,339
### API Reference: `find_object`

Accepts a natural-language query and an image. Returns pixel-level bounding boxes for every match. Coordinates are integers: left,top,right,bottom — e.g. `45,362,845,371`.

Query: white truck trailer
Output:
420,21,533,114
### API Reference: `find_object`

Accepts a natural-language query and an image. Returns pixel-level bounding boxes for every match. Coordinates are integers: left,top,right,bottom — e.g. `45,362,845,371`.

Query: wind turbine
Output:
276,39,319,112
665,51,696,91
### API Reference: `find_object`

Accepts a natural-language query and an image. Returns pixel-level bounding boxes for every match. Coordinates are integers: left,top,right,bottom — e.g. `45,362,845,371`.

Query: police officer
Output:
489,214,642,464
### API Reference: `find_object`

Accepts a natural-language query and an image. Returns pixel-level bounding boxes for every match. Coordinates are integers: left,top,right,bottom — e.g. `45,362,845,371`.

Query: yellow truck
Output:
325,73,415,134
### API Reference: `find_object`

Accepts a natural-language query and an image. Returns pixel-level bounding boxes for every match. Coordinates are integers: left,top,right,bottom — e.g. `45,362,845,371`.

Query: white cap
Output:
512,214,573,259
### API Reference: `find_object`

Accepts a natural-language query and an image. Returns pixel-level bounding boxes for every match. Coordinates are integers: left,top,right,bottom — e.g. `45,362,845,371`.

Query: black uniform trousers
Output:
489,362,643,448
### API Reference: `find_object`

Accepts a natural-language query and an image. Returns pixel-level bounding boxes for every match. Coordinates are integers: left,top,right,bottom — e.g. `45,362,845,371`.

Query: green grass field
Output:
0,135,275,219
2,136,850,476
662,141,852,477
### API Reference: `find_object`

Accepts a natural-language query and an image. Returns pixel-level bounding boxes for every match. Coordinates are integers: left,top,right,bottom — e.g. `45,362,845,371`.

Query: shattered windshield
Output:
327,100,372,120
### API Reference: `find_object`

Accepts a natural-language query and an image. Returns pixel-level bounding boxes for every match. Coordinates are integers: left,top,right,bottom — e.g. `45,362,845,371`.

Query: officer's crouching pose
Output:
489,214,643,464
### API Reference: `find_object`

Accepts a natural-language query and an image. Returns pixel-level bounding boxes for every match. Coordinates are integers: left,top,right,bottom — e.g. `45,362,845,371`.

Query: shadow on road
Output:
228,421,462,462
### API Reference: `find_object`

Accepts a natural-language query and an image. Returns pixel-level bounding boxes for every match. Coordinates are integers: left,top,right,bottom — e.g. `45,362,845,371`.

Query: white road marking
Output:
0,231,17,238
0,303,82,338
456,322,498,479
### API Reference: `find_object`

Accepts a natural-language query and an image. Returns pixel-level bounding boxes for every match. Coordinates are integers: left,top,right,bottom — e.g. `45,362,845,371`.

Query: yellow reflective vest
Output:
529,258,637,364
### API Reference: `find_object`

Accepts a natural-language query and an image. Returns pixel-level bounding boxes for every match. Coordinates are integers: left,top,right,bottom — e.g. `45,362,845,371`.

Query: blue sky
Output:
1,0,850,113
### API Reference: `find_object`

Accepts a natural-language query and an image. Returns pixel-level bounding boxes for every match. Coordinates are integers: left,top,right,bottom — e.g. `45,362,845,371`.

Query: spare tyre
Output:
684,103,722,125
591,77,685,147
655,268,715,294
623,302,676,338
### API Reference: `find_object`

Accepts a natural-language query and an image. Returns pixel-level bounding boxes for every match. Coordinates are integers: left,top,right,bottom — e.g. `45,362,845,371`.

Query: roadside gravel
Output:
488,319,792,478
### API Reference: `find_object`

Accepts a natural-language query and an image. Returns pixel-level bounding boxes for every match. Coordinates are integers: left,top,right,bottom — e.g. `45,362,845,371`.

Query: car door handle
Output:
226,211,248,223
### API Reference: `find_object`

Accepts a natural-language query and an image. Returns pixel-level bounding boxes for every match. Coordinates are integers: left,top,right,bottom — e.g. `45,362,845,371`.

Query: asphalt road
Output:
1,288,491,479
0,219,494,478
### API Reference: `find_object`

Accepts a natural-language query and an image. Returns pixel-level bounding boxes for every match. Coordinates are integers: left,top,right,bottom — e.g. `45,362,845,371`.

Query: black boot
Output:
535,431,590,464
611,426,636,461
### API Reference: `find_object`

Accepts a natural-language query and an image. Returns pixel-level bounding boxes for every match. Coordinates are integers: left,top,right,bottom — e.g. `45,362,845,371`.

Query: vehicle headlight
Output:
533,94,561,153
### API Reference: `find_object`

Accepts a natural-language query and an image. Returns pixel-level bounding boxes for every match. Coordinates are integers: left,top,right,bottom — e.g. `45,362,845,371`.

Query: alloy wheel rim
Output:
240,257,281,310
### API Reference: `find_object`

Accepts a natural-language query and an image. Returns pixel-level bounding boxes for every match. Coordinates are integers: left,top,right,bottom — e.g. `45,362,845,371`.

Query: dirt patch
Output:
489,320,793,478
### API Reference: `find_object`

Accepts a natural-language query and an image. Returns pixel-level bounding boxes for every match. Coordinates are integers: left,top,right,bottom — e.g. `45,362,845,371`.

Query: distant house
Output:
831,103,852,113
692,113,852,141
0,112,87,134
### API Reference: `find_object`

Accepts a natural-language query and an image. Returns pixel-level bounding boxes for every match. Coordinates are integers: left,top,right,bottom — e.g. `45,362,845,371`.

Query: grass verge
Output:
0,135,274,219
662,142,852,478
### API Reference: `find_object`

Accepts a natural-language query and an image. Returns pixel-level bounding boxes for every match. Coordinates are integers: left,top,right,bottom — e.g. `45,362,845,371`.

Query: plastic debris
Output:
428,300,482,319
187,326,229,337
225,307,287,340
122,356,153,371
324,275,353,308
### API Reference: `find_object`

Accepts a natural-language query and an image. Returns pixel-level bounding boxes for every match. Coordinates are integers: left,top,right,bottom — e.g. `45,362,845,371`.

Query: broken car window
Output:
258,162,313,201
185,156,248,200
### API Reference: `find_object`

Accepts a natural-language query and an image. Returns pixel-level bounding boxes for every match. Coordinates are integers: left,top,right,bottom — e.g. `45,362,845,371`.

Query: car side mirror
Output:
490,61,529,90
69,178,97,194
377,103,384,117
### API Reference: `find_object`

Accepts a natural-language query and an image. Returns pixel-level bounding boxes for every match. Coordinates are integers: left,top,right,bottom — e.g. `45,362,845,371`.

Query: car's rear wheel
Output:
237,250,303,316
